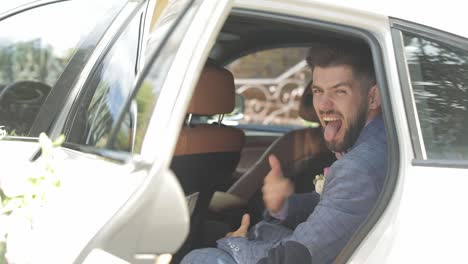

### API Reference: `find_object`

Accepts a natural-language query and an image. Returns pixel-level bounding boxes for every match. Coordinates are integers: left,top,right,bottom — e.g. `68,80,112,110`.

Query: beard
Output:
324,102,368,153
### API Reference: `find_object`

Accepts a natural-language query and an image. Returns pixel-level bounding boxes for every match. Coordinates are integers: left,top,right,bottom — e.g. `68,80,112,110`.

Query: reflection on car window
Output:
67,12,141,152
225,48,311,130
125,0,196,153
403,33,468,160
71,0,196,154
0,1,117,136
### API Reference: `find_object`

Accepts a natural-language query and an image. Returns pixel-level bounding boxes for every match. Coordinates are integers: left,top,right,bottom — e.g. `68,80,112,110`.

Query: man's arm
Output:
218,157,383,264
280,192,321,229
256,241,311,264
264,192,321,230
283,158,382,263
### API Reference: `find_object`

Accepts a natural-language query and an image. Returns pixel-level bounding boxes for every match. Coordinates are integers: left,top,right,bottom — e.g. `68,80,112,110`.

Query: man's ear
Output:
368,85,381,110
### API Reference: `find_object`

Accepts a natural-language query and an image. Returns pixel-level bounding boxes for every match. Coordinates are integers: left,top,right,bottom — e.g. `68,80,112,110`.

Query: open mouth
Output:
323,116,342,141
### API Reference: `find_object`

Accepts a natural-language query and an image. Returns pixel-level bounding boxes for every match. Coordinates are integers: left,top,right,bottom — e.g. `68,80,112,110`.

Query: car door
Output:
0,0,171,262
375,19,468,263
38,0,235,263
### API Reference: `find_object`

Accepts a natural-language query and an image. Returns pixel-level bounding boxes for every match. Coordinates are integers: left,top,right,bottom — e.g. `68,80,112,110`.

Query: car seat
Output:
170,62,245,259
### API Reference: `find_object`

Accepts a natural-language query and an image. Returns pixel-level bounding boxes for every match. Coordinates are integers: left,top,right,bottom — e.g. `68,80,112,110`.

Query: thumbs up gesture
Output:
262,155,294,214
226,214,250,238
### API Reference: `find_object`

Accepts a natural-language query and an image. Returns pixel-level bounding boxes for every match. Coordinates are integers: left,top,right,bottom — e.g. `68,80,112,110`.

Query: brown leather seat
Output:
210,82,336,214
170,63,244,254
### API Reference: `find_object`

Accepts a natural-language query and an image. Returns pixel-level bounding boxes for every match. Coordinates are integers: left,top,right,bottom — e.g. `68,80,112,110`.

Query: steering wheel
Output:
0,80,52,135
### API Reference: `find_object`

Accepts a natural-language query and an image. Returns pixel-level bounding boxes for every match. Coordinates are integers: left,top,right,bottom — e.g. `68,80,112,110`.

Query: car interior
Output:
170,9,381,263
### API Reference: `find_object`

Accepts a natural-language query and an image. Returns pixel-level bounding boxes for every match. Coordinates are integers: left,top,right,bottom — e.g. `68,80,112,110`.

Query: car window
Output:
66,10,142,152
80,0,196,154
225,48,313,132
129,0,197,154
402,32,468,160
0,1,117,136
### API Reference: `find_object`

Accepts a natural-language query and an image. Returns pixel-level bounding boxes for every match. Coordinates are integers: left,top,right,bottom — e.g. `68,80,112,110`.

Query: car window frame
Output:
24,0,129,137
391,17,468,168
60,2,145,151
224,8,399,264
106,0,204,154
50,0,202,161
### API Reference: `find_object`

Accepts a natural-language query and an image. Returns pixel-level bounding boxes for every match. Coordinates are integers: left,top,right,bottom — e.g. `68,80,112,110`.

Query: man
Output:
182,41,387,264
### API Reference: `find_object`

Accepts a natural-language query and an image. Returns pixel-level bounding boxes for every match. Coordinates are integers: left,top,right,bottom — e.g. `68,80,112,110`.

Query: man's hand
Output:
262,155,294,214
226,214,250,238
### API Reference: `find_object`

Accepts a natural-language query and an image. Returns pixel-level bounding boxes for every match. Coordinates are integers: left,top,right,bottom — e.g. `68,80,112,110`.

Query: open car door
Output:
71,0,234,263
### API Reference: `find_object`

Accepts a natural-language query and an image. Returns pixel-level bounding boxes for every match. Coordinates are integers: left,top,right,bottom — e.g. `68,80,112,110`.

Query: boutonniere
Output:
314,167,329,195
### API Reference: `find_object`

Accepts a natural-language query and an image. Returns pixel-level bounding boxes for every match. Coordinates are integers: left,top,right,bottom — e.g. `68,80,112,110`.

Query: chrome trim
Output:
390,17,468,50
186,113,193,126
412,159,468,169
130,100,138,153
390,28,427,160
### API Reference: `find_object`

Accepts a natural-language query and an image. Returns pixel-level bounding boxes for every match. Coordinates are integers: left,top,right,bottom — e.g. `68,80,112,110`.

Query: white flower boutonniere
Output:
314,167,329,195
314,174,325,195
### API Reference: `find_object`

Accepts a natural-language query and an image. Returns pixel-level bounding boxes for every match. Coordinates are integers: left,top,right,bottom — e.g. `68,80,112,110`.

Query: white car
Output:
0,0,467,263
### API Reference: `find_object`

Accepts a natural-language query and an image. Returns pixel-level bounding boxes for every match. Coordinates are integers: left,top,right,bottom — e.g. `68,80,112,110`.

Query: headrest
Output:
187,63,235,115
299,81,319,122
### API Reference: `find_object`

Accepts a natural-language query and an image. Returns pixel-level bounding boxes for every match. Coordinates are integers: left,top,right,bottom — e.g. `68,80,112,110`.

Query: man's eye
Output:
336,90,346,94
312,89,321,94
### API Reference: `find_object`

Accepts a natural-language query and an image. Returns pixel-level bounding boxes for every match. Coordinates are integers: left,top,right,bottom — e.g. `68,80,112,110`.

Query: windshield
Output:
0,0,126,136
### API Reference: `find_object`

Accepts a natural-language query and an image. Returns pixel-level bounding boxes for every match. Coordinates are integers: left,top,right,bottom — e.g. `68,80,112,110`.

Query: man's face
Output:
311,65,369,152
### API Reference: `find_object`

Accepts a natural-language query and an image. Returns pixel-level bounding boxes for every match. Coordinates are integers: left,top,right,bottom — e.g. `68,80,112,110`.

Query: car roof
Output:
0,0,122,18
0,0,39,15
296,0,468,38
5,0,466,38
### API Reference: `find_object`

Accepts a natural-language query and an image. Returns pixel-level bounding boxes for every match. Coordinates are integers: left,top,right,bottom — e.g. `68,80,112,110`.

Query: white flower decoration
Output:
0,126,6,140
314,174,325,195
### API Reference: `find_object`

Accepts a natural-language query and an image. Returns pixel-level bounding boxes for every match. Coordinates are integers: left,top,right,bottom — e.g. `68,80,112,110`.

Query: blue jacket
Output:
217,115,387,264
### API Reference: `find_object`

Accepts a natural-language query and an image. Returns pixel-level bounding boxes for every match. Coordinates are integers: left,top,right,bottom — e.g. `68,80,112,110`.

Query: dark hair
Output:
305,41,376,92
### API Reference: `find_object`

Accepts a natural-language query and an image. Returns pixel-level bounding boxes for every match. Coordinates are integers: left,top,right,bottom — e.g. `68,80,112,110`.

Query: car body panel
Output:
0,139,39,162
384,166,468,263
0,140,142,262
